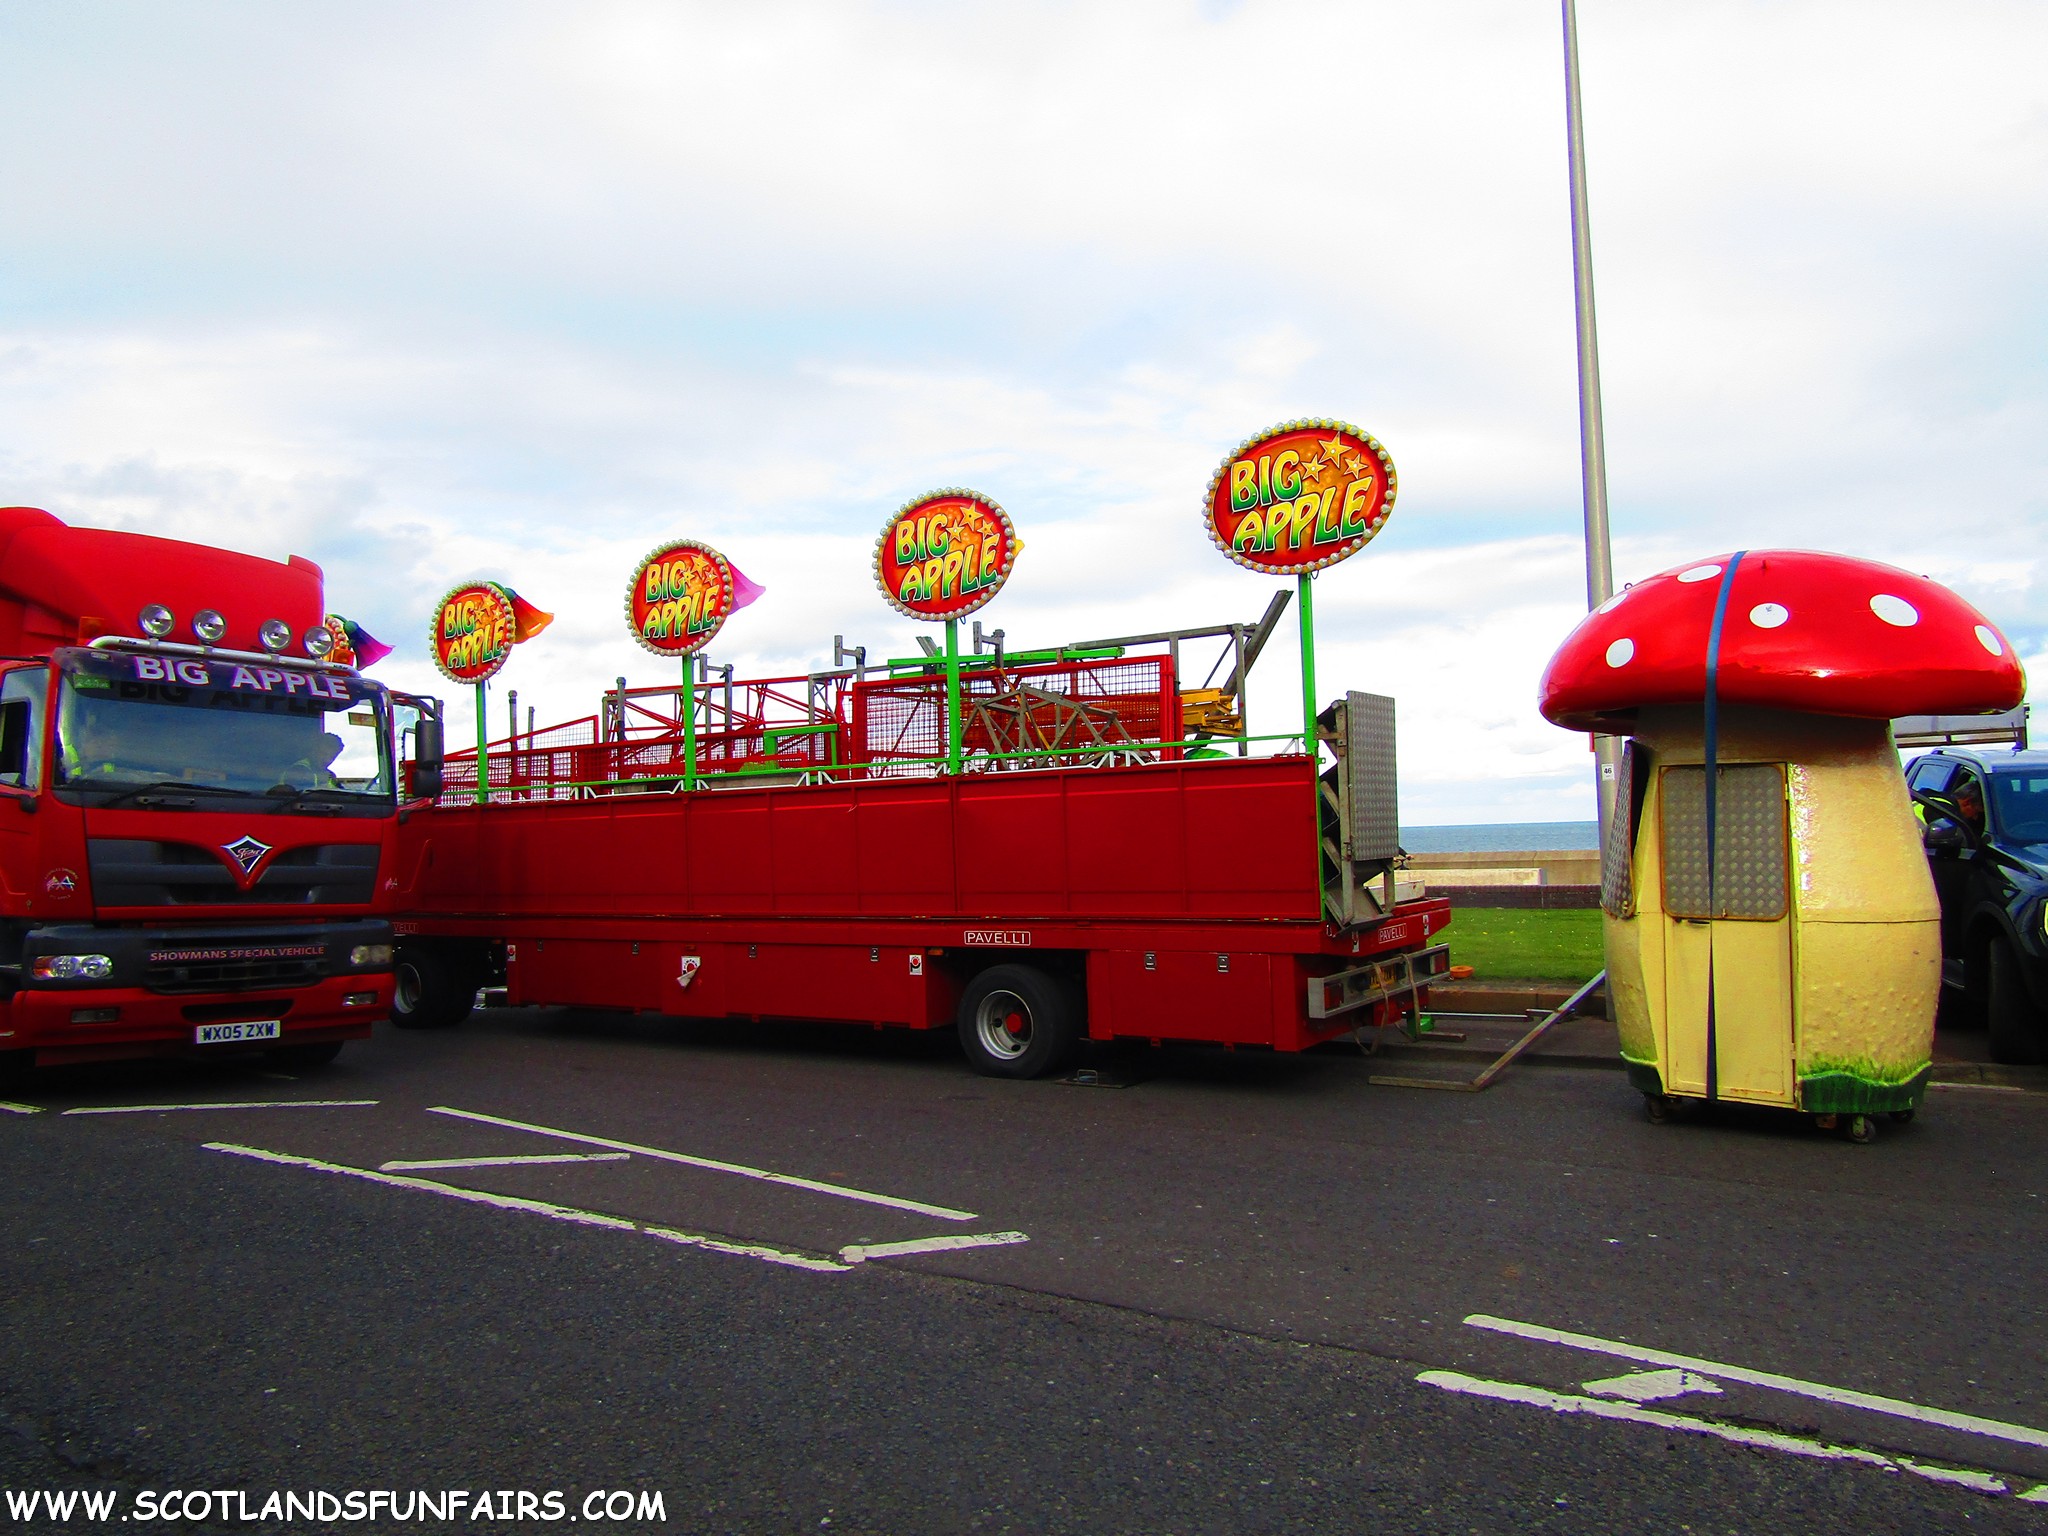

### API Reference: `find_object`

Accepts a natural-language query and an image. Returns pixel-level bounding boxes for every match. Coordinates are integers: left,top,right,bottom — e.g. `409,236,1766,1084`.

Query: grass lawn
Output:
1442,907,1606,984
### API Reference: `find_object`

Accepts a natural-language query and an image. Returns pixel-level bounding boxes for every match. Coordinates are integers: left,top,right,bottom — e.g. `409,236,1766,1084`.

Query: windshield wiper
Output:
85,779,247,808
261,785,372,815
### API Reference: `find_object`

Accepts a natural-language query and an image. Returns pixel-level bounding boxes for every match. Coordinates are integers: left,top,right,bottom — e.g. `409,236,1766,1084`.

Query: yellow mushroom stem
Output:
1603,705,1937,1114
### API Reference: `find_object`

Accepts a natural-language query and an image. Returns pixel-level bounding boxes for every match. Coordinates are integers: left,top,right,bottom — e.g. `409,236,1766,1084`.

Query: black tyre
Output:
391,947,478,1031
1986,940,2045,1066
957,964,1081,1080
266,1040,344,1071
0,1049,33,1096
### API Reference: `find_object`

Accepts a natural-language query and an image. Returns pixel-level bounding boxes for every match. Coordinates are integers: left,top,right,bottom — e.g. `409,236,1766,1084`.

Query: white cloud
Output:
0,0,2041,821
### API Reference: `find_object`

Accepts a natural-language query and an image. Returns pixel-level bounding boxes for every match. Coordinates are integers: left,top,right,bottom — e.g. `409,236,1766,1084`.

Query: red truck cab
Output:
0,507,409,1084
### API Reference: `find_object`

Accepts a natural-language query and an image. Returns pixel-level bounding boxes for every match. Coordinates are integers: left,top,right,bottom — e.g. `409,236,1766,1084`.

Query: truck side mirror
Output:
410,716,445,801
1921,815,1966,854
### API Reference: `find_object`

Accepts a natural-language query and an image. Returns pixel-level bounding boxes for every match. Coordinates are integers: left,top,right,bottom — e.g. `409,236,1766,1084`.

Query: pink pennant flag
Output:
727,559,767,613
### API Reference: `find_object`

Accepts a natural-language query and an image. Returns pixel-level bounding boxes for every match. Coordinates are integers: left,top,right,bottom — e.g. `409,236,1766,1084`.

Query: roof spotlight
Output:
138,603,175,639
192,609,227,645
258,618,292,653
302,625,335,659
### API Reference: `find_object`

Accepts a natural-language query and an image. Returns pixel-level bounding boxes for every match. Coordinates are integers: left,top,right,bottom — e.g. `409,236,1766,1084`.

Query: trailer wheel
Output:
958,964,1079,1080
391,947,478,1031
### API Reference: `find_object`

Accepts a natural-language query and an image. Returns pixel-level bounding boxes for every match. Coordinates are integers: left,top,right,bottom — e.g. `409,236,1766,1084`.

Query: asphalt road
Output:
2,1007,2044,1533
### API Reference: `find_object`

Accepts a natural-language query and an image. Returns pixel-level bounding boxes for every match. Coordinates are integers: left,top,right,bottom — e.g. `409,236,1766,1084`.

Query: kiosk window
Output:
1660,763,1789,921
1601,741,1650,918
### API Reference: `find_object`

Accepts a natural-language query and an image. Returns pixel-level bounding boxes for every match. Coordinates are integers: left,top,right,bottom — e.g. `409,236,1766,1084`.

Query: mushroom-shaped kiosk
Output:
1539,550,2026,1133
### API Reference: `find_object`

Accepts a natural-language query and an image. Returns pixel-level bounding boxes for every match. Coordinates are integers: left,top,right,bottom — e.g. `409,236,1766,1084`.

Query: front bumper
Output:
4,919,393,1065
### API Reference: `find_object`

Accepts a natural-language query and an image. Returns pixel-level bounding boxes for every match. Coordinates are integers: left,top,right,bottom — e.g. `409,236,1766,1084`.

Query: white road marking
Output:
1583,1368,1723,1404
1467,1314,2048,1452
0,1101,45,1115
840,1231,1030,1264
2020,1485,2048,1503
379,1153,632,1172
1419,1372,2010,1496
1928,1082,2024,1093
63,1100,378,1116
204,1142,850,1273
427,1105,977,1222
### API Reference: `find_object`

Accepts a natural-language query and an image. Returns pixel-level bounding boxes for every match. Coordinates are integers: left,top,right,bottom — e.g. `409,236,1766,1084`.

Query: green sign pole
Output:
1298,571,1325,913
682,658,698,790
474,680,489,805
1297,573,1318,749
944,617,963,774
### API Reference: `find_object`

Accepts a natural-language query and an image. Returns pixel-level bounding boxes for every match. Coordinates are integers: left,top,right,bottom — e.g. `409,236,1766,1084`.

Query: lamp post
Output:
1563,0,1623,841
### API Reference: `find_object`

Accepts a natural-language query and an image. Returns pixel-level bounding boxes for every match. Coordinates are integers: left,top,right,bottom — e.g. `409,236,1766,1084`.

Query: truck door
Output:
1658,762,1794,1106
0,665,48,905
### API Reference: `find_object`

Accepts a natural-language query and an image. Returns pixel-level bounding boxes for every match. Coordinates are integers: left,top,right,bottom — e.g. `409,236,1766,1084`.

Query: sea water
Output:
1399,821,1599,854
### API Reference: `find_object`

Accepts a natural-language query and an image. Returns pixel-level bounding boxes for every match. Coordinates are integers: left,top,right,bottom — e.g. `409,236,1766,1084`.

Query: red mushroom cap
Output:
1539,550,2027,733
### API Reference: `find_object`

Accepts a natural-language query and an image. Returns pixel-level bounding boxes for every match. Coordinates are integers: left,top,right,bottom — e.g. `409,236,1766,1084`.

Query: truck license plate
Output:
194,1020,282,1045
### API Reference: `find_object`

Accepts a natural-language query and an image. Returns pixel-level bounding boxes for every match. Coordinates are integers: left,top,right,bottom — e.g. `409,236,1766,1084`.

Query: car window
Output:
1989,772,2048,844
1907,758,1957,795
1949,768,1988,833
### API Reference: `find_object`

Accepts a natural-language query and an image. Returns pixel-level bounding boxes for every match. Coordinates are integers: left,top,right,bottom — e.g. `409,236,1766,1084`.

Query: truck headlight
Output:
349,943,393,968
32,954,112,981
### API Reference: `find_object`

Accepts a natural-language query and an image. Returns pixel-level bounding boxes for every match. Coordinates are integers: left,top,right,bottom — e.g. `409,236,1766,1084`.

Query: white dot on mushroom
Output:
1605,637,1635,668
1976,625,2004,656
1869,594,1919,627
1677,565,1722,584
1748,603,1790,629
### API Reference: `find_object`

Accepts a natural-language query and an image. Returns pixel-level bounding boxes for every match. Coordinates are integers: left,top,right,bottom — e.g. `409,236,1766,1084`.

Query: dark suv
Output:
1906,747,2048,1063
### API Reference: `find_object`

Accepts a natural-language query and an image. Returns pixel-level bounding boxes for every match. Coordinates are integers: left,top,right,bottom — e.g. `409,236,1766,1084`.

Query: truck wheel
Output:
266,1040,344,1071
391,947,478,1031
1986,940,2045,1066
958,964,1080,1080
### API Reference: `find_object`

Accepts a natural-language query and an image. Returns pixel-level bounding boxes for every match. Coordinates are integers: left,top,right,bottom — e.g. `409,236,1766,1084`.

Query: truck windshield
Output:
1990,770,2048,845
52,648,393,812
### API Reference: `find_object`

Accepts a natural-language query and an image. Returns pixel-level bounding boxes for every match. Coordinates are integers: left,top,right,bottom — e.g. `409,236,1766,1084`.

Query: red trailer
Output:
389,637,1450,1076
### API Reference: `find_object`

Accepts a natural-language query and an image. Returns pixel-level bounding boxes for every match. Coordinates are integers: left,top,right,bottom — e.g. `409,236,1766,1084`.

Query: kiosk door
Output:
1658,763,1794,1106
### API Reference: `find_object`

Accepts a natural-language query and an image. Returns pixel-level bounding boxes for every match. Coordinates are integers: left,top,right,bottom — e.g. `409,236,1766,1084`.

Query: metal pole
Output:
1563,0,1624,839
943,618,963,774
1296,574,1318,750
473,681,488,805
682,657,698,790
1298,573,1323,908
1233,624,1248,757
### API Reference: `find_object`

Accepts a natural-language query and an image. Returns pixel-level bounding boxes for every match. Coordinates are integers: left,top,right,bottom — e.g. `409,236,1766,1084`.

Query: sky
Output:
2,0,2042,823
